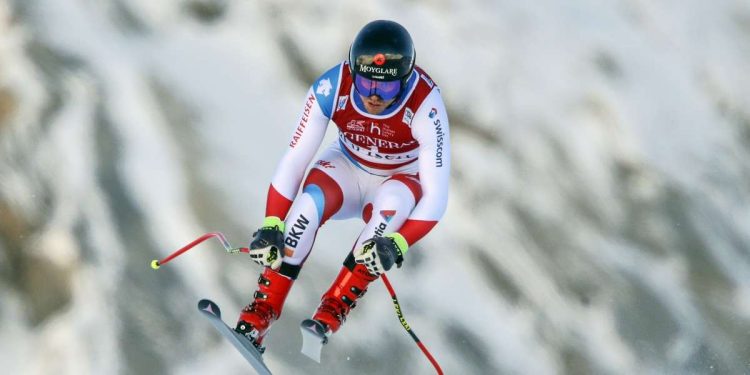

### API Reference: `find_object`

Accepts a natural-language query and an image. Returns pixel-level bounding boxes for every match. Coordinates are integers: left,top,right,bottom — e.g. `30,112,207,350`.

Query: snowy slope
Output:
1,0,749,374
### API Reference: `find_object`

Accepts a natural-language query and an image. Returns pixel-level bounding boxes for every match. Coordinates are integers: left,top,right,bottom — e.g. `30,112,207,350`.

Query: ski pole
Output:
380,274,444,375
151,233,444,373
150,232,248,270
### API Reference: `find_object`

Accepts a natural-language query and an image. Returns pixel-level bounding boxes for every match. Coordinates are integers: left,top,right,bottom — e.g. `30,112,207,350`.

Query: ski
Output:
299,319,330,363
197,299,272,375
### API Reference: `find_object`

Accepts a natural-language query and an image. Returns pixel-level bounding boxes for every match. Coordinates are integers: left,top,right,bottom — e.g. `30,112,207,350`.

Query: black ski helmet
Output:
349,20,415,83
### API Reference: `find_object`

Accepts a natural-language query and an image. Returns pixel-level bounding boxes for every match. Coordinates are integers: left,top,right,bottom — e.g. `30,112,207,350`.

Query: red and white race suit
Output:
263,61,450,265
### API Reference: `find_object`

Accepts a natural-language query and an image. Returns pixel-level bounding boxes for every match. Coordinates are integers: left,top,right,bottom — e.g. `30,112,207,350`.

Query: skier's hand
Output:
248,217,285,270
353,233,408,276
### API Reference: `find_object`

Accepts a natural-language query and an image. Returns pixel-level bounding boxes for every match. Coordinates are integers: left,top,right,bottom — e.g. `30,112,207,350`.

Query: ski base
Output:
197,299,272,375
300,319,330,363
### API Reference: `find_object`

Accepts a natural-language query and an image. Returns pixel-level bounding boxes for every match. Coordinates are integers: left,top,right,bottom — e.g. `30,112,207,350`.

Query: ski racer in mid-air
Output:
234,19,451,352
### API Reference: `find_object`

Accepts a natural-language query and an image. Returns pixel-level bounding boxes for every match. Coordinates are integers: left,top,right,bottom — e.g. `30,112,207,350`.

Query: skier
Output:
235,19,451,351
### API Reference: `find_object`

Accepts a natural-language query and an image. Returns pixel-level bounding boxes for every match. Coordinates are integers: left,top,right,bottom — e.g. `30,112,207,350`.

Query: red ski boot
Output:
312,263,378,334
235,267,293,351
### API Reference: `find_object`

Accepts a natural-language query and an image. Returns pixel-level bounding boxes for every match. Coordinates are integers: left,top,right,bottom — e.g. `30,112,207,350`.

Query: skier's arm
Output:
354,89,450,275
264,88,330,222
391,88,451,250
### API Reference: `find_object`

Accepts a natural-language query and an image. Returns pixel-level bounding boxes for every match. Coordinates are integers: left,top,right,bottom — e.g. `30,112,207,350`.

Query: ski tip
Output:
300,319,330,343
150,259,160,270
198,299,222,318
300,319,329,363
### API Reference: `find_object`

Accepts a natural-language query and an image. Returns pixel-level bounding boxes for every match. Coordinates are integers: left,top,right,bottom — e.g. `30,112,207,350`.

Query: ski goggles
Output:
353,75,402,101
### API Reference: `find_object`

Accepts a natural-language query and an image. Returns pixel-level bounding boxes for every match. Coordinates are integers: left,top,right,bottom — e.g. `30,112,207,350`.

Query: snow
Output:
1,0,749,374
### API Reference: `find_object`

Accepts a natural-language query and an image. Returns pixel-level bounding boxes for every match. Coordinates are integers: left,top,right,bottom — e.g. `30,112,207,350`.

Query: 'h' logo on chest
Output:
369,122,381,135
